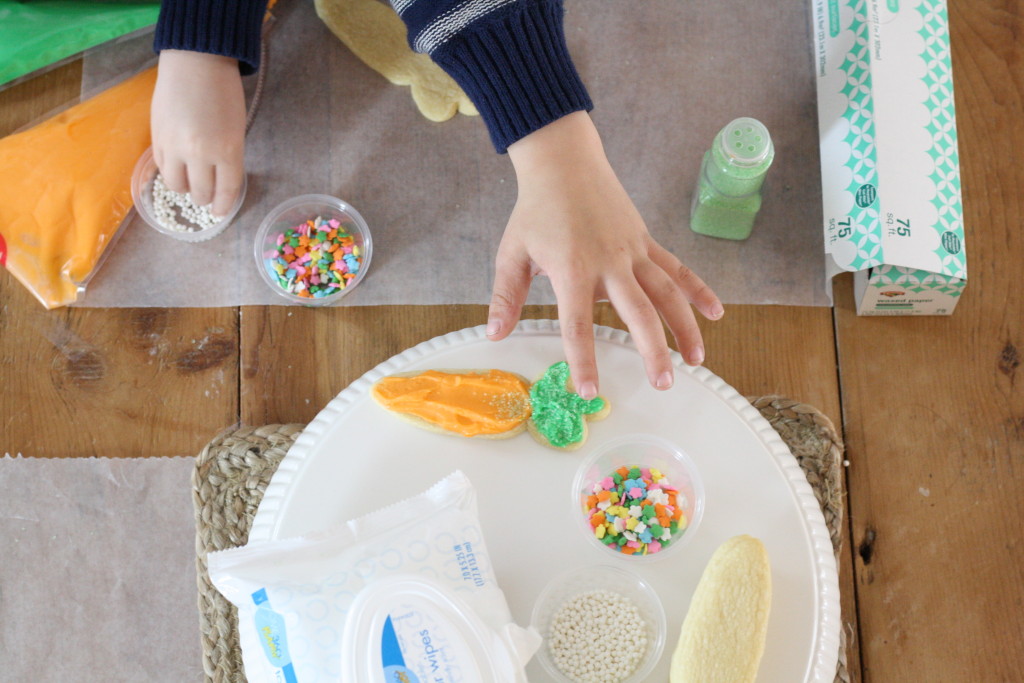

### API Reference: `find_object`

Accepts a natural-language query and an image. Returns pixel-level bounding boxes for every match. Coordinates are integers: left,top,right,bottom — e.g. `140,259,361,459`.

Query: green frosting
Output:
529,361,606,448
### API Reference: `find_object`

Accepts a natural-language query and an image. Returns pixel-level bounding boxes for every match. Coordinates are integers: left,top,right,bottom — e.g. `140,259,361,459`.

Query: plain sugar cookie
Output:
670,534,772,683
315,0,478,122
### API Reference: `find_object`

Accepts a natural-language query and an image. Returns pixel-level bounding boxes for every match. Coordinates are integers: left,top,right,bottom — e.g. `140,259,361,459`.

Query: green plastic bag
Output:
0,0,159,89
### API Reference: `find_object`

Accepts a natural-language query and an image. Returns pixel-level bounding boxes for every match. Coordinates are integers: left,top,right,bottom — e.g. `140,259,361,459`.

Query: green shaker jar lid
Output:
718,117,774,168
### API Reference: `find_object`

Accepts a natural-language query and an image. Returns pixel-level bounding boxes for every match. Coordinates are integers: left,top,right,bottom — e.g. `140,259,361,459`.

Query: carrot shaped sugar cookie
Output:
370,369,532,438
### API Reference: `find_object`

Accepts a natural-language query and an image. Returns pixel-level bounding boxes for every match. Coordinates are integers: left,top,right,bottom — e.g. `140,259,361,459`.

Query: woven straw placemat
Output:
193,396,849,682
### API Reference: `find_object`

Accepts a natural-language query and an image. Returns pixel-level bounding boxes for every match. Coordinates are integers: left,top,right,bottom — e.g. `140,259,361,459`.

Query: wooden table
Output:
2,2,1021,679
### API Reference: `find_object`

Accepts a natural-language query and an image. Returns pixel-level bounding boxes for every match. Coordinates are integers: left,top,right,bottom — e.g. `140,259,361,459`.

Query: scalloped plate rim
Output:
249,319,841,682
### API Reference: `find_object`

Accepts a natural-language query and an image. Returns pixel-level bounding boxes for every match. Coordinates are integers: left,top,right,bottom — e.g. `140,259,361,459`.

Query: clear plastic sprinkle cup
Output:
254,194,372,306
530,564,666,683
573,433,705,563
130,147,246,242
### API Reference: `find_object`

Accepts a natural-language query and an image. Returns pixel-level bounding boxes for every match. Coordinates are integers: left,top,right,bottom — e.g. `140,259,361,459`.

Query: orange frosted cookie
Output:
371,369,532,438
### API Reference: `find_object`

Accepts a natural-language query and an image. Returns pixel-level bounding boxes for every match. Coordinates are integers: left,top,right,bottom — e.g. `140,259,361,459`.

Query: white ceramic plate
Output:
250,321,841,682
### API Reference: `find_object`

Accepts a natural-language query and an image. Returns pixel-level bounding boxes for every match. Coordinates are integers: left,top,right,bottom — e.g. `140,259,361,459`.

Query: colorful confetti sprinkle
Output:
582,464,689,556
263,215,362,299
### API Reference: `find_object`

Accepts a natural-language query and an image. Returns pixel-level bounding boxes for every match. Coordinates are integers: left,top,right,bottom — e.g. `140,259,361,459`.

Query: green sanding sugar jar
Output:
690,117,775,240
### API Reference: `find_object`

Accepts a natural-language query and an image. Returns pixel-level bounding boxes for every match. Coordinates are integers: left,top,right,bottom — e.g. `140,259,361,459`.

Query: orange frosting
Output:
372,370,532,436
0,67,157,308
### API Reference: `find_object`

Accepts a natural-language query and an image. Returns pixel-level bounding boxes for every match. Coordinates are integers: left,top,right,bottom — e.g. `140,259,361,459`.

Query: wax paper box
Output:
812,0,966,315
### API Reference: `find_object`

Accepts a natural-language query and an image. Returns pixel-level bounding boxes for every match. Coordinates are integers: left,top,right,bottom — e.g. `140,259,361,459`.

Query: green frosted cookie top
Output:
529,361,606,448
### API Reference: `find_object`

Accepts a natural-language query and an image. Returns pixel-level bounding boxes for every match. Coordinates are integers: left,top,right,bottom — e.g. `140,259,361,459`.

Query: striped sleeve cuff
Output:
419,0,593,153
154,0,268,75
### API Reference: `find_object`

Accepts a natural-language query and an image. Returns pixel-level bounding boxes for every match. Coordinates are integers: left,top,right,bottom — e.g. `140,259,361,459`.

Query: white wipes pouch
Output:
207,470,539,683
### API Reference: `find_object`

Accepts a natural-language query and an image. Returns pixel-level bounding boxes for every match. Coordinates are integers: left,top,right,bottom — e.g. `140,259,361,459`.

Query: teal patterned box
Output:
811,0,966,315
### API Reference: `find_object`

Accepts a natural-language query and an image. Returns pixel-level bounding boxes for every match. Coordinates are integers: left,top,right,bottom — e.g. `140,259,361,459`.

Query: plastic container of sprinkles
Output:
573,433,705,563
530,564,666,683
131,147,246,242
254,194,372,305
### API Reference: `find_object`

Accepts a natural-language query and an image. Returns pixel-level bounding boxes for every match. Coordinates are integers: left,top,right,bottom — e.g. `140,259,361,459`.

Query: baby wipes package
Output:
207,470,539,683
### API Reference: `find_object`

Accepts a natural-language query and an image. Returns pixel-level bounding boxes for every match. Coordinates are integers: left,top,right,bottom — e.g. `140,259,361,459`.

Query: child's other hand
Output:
151,50,246,217
493,112,723,399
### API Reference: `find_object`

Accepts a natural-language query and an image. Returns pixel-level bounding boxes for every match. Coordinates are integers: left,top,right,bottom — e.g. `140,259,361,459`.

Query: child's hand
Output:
492,112,723,399
151,50,246,217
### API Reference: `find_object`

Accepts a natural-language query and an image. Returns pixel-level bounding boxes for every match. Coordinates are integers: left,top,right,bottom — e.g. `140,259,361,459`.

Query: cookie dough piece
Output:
527,361,610,451
315,0,478,121
371,369,531,438
670,535,772,683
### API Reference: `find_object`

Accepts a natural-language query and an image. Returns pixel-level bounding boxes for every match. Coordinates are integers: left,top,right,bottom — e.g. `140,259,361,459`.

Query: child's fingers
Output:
186,162,216,207
159,158,189,195
605,273,678,388
487,248,531,341
647,239,724,320
551,276,599,400
212,162,244,217
634,260,705,367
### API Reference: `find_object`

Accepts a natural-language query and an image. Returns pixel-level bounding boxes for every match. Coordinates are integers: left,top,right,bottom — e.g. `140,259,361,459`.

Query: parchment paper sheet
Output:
79,0,828,307
0,456,202,682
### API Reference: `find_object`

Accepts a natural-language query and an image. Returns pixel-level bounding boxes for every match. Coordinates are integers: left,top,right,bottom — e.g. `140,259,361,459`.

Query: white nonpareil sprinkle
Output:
150,174,221,233
548,588,648,683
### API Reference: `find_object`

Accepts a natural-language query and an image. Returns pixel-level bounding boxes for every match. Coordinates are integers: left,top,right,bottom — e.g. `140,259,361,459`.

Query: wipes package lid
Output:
208,470,539,683
812,0,966,315
341,575,529,682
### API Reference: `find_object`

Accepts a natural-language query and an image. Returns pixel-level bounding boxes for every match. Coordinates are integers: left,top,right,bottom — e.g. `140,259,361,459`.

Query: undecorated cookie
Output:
315,0,478,121
670,535,772,683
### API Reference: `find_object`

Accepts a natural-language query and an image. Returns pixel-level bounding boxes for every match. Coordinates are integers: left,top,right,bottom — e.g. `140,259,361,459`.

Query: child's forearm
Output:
507,111,605,180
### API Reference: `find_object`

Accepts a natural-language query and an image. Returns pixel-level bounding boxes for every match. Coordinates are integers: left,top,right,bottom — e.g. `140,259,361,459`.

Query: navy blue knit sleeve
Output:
391,0,593,153
154,0,269,75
